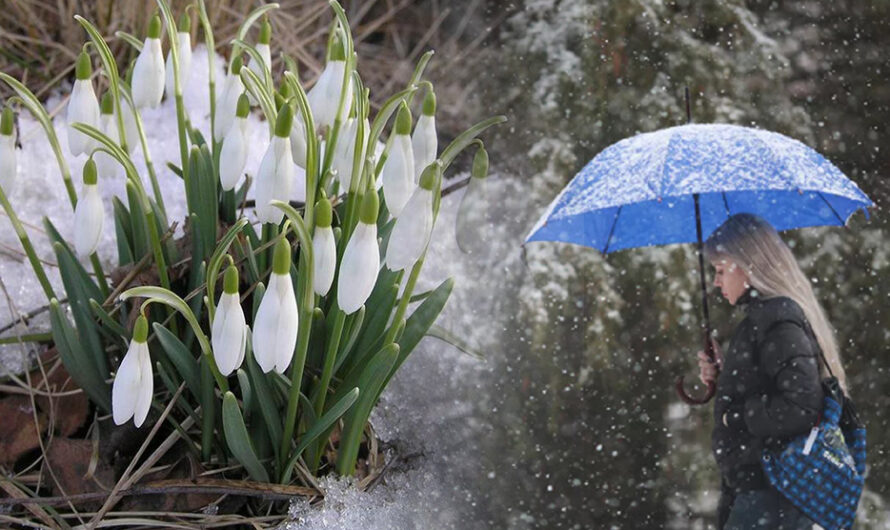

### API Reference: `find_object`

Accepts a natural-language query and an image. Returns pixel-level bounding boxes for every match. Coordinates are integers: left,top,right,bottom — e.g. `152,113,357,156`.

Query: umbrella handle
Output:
674,335,718,405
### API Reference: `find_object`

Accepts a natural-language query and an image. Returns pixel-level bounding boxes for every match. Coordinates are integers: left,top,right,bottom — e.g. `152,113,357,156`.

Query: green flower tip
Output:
223,264,240,294
259,18,272,45
472,146,489,180
274,91,286,112
422,90,437,116
279,81,292,99
148,15,162,39
359,190,379,225
236,93,251,118
178,12,191,33
231,55,243,75
275,104,294,138
133,315,149,343
100,91,114,115
330,35,346,62
419,160,441,191
0,107,13,136
316,195,332,227
75,51,92,80
395,102,412,136
83,158,98,185
272,237,292,275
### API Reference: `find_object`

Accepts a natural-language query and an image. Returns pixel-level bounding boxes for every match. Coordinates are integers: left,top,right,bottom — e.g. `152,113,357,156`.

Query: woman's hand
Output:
697,337,724,385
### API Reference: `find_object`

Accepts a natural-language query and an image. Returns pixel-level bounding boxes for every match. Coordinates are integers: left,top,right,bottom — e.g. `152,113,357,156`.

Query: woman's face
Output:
711,258,750,305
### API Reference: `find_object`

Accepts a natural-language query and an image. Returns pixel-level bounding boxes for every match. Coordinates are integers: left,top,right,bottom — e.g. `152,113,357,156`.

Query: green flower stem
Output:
282,71,319,225
0,74,77,207
89,254,110,296
384,256,424,346
0,332,53,345
121,87,167,221
314,308,345,417
157,0,189,180
198,1,217,156
270,200,315,471
0,185,55,300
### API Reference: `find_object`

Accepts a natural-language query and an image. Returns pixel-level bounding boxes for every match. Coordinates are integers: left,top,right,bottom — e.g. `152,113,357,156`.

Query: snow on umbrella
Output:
525,118,873,403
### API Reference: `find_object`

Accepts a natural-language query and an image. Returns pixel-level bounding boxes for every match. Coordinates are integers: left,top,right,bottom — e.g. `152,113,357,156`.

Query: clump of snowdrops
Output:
0,0,503,484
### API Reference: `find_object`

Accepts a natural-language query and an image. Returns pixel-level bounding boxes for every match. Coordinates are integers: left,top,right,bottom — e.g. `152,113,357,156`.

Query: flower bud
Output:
412,90,437,183
214,56,245,141
132,15,166,108
112,314,154,427
386,161,439,271
313,193,336,296
253,238,299,373
212,263,248,376
219,94,251,191
306,36,352,130
165,13,193,98
381,102,415,217
338,192,380,314
74,159,105,257
67,51,101,156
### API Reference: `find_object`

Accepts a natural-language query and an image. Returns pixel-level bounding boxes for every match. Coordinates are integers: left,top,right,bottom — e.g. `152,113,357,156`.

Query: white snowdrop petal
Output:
132,38,165,108
411,114,437,182
386,188,433,271
253,282,281,373
255,137,293,224
381,134,415,217
112,341,142,425
213,74,244,141
273,281,299,373
133,343,153,427
337,222,379,314
313,227,337,296
219,119,248,191
212,293,247,376
94,114,122,178
67,79,101,156
0,135,17,192
165,32,192,97
74,184,105,258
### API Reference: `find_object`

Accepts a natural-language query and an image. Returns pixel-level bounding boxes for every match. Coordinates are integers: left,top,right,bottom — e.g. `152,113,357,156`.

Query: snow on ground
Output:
0,45,502,528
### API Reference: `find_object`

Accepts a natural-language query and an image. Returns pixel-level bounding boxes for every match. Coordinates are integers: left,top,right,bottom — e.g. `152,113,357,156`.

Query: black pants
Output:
718,487,814,530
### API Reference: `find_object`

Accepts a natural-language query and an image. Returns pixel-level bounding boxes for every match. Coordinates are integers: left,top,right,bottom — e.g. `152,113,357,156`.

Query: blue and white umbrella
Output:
526,123,873,253
525,122,874,403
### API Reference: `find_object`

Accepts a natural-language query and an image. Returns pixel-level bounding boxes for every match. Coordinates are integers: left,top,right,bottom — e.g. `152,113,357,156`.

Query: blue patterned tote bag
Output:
761,365,867,530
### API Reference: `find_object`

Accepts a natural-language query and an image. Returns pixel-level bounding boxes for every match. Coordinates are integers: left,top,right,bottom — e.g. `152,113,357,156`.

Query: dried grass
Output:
0,0,497,131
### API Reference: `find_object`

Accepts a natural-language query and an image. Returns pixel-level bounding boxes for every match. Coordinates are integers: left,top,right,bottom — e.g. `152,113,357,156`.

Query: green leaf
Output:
222,391,270,483
49,299,111,412
206,217,249,319
336,345,399,476
153,323,201,398
112,197,135,266
427,324,483,359
166,162,184,179
126,180,149,259
245,326,282,463
114,30,143,51
281,387,359,483
439,116,507,171
237,369,252,421
90,299,129,340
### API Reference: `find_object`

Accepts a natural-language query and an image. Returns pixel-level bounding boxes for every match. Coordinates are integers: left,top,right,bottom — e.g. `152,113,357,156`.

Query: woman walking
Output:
697,213,848,529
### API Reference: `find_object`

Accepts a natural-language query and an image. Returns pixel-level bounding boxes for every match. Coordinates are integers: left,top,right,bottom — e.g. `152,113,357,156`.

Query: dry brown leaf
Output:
0,395,46,466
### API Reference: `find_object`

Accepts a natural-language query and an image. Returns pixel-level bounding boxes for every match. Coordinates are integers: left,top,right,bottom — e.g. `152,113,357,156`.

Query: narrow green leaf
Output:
126,181,149,259
222,391,270,483
49,300,111,412
90,299,129,340
115,30,143,51
281,387,359,483
439,116,507,171
153,323,201,397
206,217,249,318
112,197,135,266
245,327,282,463
427,324,483,358
237,369,252,421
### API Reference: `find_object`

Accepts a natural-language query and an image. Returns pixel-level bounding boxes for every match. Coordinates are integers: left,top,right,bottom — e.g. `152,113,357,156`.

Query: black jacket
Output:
711,287,824,492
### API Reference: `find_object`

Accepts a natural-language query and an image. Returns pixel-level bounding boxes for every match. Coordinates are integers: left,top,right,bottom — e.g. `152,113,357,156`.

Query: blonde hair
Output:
704,213,847,391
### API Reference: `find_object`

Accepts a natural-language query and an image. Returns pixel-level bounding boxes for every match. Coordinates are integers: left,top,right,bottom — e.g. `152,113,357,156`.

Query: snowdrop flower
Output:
132,15,165,109
94,93,123,179
411,90,437,183
381,102,415,217
214,56,245,141
112,314,153,427
280,83,309,168
164,12,193,98
212,263,248,376
73,159,105,258
67,51,101,157
331,115,369,191
247,19,272,104
253,238,299,373
219,94,250,191
386,161,439,271
307,37,352,131
255,105,296,224
0,107,16,191
338,191,380,314
313,194,337,296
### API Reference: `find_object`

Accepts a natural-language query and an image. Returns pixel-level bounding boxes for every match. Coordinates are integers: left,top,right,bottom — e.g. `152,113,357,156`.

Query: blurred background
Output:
2,0,888,528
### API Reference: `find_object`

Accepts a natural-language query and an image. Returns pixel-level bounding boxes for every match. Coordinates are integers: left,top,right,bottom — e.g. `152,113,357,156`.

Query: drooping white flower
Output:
255,105,296,224
94,93,123,179
338,191,380,314
0,107,17,192
212,263,248,376
386,161,439,271
132,15,165,109
332,116,369,191
381,102,415,217
67,51,101,157
112,315,153,427
313,194,336,296
73,159,105,258
214,56,245,141
411,90,437,183
219,94,250,191
290,111,308,168
253,238,299,373
247,19,272,104
306,37,352,131
164,13,193,98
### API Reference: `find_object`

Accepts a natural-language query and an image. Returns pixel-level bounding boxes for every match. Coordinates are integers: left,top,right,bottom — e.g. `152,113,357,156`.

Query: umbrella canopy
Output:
525,123,873,253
